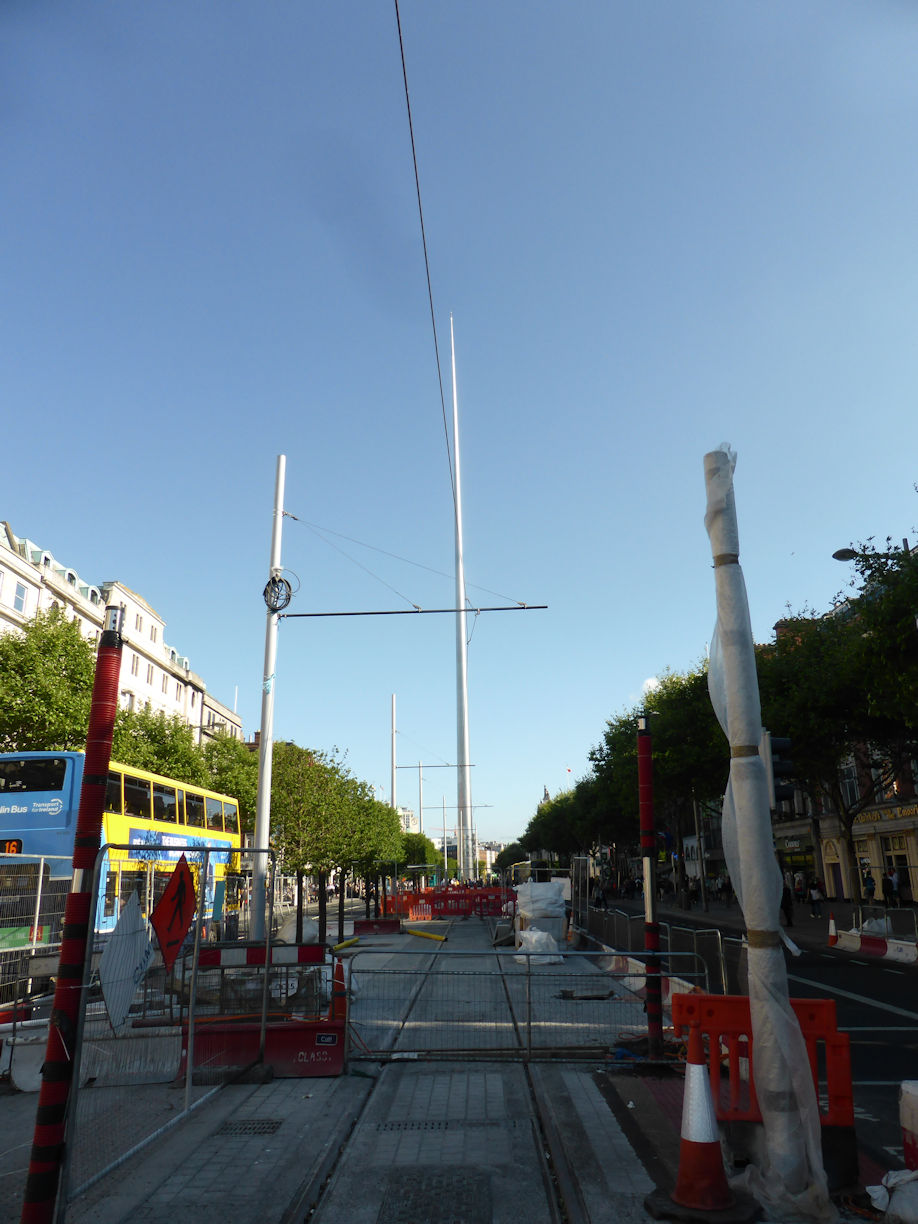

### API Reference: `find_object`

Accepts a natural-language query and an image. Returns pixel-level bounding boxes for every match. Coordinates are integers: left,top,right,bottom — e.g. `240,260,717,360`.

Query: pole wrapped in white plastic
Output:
704,447,833,1222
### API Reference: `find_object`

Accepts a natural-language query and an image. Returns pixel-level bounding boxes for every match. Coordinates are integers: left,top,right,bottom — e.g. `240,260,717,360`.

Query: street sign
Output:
151,854,197,973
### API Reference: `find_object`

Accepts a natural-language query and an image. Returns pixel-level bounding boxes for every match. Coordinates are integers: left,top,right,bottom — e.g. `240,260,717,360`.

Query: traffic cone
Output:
671,1023,733,1212
328,957,347,1021
828,913,838,947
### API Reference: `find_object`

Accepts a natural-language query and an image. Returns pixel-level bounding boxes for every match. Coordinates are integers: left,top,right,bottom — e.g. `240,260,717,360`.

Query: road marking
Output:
787,973,918,1020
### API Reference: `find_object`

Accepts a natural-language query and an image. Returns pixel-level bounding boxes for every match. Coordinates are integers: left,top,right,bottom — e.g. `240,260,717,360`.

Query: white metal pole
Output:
252,454,286,943
451,316,472,881
391,694,397,815
418,762,423,835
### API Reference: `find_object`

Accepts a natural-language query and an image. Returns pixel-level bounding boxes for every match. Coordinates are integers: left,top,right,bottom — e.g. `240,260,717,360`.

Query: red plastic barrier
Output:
179,1017,346,1078
671,993,854,1128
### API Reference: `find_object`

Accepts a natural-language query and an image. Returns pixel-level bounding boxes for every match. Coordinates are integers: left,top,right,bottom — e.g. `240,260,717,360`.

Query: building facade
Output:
0,521,242,744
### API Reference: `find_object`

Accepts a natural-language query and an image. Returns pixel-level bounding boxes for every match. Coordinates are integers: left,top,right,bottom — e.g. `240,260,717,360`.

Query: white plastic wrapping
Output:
515,880,566,919
513,927,563,964
704,448,834,1223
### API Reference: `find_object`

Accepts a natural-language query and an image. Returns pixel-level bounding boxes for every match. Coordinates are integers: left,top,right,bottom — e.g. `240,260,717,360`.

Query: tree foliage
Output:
0,608,96,750
204,733,258,832
111,706,208,785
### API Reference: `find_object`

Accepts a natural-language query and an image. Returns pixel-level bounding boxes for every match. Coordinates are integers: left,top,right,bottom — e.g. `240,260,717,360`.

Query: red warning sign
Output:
151,854,197,973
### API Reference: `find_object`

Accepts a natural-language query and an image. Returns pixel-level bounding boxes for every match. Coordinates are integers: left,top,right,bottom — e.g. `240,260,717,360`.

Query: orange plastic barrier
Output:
671,993,854,1128
388,887,515,919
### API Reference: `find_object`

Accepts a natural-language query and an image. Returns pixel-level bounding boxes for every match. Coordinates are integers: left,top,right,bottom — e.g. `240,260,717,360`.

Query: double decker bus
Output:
0,750,243,952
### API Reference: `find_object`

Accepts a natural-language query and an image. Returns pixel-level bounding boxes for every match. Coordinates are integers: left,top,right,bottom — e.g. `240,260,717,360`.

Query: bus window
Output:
123,775,152,820
0,757,68,794
105,772,122,814
153,783,178,824
185,792,205,828
205,797,224,832
224,803,239,836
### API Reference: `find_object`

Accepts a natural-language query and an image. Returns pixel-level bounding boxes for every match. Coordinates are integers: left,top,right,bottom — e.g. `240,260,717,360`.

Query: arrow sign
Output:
150,854,197,973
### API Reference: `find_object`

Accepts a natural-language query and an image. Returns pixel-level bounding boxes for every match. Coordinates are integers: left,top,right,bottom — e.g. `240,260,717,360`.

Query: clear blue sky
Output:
4,3,918,845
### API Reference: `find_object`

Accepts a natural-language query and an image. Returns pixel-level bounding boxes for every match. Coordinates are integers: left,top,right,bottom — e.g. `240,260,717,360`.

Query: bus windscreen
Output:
0,759,68,794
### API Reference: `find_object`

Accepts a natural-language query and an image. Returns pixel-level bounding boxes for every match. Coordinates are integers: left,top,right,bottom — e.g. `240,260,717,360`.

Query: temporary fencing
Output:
383,887,512,920
52,844,282,1218
0,854,71,1010
345,947,708,1060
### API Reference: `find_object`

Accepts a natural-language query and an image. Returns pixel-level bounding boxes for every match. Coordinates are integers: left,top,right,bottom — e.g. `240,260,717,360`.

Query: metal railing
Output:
856,904,918,942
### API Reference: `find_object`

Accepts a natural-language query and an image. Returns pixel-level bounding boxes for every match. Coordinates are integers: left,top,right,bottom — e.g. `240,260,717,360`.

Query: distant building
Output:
0,520,242,745
398,806,418,834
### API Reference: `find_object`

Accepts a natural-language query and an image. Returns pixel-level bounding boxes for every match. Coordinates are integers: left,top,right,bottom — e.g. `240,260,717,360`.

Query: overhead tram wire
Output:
296,515,533,608
393,0,455,507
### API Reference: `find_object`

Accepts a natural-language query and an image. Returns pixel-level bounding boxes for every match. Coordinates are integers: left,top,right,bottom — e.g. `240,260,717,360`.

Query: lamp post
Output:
637,713,663,1060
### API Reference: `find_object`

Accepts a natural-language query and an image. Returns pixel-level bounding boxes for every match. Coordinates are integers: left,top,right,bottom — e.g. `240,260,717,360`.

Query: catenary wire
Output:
394,0,456,511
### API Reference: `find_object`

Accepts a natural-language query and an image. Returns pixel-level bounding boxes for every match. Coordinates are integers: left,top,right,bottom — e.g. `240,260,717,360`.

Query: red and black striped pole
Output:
637,714,663,1060
21,605,124,1224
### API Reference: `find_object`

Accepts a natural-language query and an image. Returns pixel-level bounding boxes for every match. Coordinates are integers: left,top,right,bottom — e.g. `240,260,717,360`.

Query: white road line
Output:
787,974,918,1020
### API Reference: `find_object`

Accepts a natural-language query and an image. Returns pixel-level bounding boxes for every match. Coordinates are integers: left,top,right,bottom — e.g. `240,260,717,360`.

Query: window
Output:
121,691,135,712
135,613,143,632
150,625,158,643
105,773,123,814
175,683,182,701
123,775,152,819
185,791,206,828
206,797,224,832
146,663,154,685
191,692,196,709
152,783,179,824
162,674,169,694
13,583,27,614
224,803,239,835
131,654,139,677
0,758,68,794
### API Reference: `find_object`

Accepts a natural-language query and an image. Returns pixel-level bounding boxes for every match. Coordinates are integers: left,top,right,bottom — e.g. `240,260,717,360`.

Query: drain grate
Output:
376,1120,515,1133
376,1166,491,1223
215,1118,283,1136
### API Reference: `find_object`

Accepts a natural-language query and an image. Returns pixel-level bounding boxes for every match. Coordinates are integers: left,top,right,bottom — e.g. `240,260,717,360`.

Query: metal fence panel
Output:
346,948,704,1060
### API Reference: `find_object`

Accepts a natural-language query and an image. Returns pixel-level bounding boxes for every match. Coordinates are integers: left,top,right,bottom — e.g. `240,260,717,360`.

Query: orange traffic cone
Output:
671,1023,733,1212
328,957,347,1021
828,912,838,947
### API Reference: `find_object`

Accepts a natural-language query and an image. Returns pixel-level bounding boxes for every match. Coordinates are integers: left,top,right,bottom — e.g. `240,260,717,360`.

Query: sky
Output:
4,2,918,846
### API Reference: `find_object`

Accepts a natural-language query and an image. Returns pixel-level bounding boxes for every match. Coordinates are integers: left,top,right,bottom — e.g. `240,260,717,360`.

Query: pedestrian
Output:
863,872,876,903
890,868,900,907
780,884,794,927
794,871,806,904
882,871,894,907
809,880,823,918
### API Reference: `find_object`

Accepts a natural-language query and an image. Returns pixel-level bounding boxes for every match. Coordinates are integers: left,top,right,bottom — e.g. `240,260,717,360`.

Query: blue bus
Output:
0,751,242,943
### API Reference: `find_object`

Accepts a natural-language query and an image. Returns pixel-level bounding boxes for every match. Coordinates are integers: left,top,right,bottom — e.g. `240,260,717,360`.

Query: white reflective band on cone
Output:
681,1062,720,1144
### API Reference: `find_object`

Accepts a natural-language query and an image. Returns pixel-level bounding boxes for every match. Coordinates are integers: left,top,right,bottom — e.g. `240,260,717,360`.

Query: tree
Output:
495,843,527,875
111,706,208,784
758,589,916,883
0,607,96,750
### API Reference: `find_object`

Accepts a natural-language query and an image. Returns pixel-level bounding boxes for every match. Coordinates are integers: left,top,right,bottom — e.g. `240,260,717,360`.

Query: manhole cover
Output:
376,1167,491,1223
215,1118,283,1136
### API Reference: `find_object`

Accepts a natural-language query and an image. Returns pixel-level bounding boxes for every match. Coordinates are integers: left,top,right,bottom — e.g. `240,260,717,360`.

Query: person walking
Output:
809,879,824,918
863,871,876,903
882,871,894,907
781,884,794,927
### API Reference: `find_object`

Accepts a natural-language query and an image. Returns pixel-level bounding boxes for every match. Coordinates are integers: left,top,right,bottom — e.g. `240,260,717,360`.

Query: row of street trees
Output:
518,536,918,889
0,608,444,939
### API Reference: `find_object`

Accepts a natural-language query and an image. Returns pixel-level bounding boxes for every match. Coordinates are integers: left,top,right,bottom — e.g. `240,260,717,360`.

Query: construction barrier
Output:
353,918,401,935
671,993,854,1127
384,887,515,920
672,992,857,1192
178,1016,346,1079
